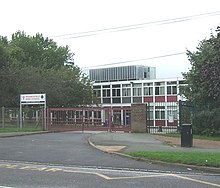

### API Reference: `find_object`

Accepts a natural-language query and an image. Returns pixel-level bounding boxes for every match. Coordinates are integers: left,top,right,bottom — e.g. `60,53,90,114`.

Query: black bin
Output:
181,124,193,147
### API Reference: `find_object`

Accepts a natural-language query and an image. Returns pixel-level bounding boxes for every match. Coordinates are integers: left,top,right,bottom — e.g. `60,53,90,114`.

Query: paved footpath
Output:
89,132,220,173
89,132,220,153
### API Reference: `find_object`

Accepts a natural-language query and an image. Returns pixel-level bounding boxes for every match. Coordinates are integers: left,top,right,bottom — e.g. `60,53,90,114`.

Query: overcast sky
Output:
1,0,220,78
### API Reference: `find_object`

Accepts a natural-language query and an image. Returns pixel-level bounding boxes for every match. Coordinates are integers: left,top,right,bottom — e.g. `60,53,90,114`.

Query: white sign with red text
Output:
20,94,46,104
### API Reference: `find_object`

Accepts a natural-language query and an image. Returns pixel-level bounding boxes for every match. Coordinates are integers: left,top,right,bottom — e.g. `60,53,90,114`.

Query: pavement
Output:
0,131,50,137
88,132,220,174
88,132,220,153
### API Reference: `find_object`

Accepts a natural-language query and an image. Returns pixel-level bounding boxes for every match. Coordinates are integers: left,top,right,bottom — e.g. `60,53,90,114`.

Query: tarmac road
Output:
0,132,219,187
0,132,188,172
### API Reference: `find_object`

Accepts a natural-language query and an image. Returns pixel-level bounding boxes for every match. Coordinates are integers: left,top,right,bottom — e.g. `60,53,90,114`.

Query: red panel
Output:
155,120,166,126
144,96,153,102
155,96,165,102
167,120,178,126
167,96,177,102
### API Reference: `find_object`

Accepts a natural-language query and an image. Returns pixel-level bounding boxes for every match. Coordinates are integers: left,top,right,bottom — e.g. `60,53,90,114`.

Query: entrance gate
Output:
47,107,131,132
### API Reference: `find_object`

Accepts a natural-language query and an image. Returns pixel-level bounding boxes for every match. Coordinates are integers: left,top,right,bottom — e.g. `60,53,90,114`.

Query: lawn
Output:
129,133,220,167
126,151,220,167
0,127,43,133
157,133,220,141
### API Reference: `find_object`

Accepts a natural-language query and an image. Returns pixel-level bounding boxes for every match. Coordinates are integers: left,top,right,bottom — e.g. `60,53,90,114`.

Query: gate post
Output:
2,107,5,128
108,108,112,132
131,104,147,133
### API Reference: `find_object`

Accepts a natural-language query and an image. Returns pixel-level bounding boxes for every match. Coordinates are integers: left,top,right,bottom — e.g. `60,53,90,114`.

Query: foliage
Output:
126,151,220,167
0,31,94,107
183,27,220,135
156,133,220,141
0,127,43,133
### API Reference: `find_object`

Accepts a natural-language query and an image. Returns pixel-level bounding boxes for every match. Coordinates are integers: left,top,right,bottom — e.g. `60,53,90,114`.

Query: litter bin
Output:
181,124,193,147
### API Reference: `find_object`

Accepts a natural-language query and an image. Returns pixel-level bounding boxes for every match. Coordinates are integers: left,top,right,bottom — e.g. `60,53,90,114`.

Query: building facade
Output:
83,65,156,82
83,65,185,130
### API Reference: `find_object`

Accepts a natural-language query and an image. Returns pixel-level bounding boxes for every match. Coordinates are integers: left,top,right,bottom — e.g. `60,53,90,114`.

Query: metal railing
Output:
0,107,44,130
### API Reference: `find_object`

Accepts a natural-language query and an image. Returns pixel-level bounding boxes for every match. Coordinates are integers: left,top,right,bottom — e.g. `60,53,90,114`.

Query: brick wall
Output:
131,104,147,133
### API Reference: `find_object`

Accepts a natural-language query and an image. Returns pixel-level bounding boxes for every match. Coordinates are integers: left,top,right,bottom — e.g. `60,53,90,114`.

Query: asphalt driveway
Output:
0,132,208,173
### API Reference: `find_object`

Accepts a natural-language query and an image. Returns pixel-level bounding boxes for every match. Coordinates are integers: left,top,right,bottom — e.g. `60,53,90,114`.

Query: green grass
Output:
0,127,43,133
157,133,220,141
126,151,220,167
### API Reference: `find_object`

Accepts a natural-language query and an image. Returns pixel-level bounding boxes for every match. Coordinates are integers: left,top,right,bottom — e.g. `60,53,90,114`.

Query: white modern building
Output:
83,65,185,129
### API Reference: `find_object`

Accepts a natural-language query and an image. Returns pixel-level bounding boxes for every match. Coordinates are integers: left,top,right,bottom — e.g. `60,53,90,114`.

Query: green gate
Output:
179,100,195,127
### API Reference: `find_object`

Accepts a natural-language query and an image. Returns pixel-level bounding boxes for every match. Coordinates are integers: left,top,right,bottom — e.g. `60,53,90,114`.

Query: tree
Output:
0,31,94,108
0,36,9,69
9,31,73,69
183,27,220,135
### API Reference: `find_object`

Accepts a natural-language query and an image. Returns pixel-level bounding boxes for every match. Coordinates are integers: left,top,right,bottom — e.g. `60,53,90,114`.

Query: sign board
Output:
20,94,46,130
20,94,46,105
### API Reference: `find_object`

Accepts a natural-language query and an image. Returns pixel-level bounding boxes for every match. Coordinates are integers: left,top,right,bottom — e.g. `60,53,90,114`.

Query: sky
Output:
1,0,220,78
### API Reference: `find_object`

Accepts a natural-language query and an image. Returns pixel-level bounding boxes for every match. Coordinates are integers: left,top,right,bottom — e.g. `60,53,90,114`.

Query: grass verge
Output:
0,127,43,133
157,133,220,141
126,151,220,167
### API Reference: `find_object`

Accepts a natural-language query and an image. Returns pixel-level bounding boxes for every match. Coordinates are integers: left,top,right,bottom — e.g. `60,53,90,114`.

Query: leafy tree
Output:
0,36,9,69
0,31,94,108
183,27,220,135
9,31,73,69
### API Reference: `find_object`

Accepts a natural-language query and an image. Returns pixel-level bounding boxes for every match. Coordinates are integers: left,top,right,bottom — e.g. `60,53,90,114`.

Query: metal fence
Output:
146,102,179,134
0,106,44,130
47,107,131,132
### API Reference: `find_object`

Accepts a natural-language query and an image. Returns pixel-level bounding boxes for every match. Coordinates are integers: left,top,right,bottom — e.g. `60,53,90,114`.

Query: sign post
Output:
20,94,46,129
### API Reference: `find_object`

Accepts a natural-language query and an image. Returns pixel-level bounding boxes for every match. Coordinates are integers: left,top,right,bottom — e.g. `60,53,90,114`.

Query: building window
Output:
155,106,165,120
102,89,110,97
167,105,177,120
94,111,101,119
93,89,101,97
103,98,111,103
179,80,186,85
103,85,110,88
155,87,165,95
155,82,165,95
112,84,120,88
167,86,177,95
167,81,177,85
133,97,142,103
112,98,121,103
112,88,120,97
122,88,131,96
133,88,142,96
122,84,131,96
133,83,142,96
144,87,153,96
122,97,131,103
147,106,154,120
144,83,153,96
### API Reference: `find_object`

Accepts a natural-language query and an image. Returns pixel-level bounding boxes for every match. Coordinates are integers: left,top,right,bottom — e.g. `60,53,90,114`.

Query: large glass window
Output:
112,84,121,103
155,82,165,95
93,89,101,97
167,106,177,120
133,83,142,96
144,83,153,96
112,88,120,96
147,106,154,120
155,106,165,119
122,84,131,96
102,89,110,97
93,111,101,118
167,86,177,95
